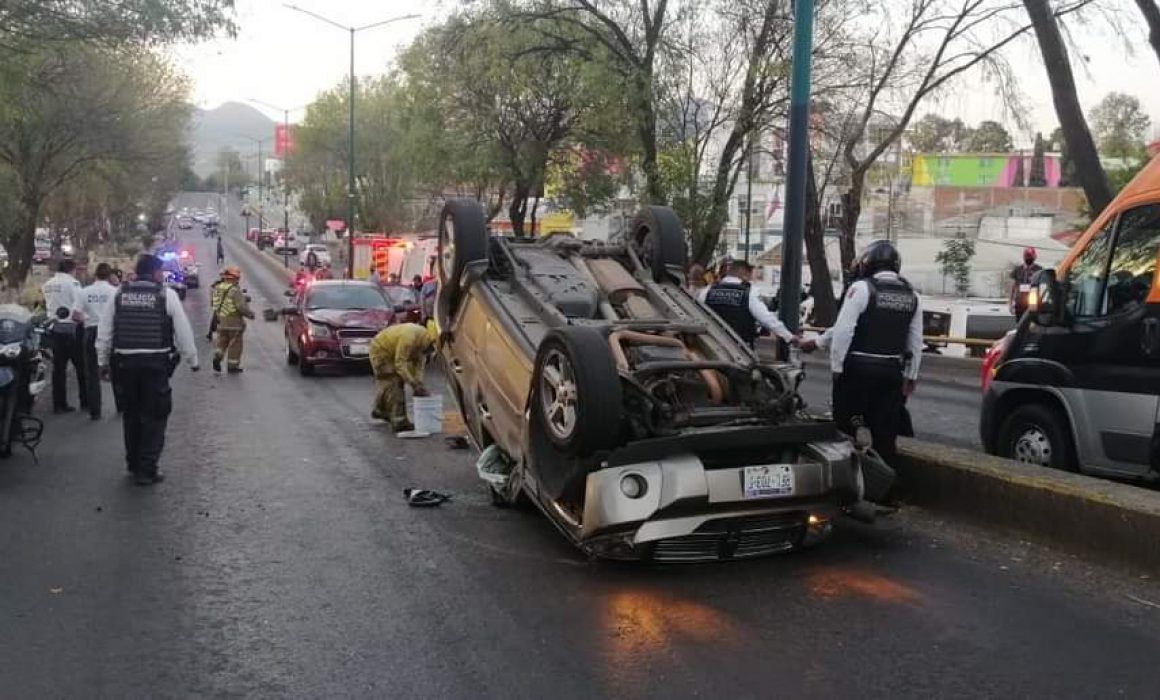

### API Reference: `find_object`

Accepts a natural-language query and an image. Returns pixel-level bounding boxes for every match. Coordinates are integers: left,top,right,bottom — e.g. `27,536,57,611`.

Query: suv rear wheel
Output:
437,199,489,315
630,205,686,284
997,403,1076,471
532,326,623,455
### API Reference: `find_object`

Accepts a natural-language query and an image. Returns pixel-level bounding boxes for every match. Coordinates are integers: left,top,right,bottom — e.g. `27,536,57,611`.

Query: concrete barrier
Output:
896,439,1160,575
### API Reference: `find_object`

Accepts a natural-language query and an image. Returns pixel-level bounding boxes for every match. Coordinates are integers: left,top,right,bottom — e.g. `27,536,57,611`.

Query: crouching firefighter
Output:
368,322,436,433
828,240,922,502
209,266,254,373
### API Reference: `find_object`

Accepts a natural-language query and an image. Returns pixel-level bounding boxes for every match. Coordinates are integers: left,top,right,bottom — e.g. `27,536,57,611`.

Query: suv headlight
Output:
308,322,332,339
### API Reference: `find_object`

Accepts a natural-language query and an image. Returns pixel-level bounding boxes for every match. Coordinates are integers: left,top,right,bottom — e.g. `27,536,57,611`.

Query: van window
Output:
1105,204,1160,314
1065,218,1116,318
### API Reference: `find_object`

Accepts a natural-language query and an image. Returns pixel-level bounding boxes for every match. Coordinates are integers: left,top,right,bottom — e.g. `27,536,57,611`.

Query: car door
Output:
1044,203,1160,475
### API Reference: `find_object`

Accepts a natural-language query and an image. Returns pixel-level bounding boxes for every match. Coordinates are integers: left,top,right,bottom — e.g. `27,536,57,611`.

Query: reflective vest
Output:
210,282,239,320
704,281,757,346
849,276,917,364
113,281,172,351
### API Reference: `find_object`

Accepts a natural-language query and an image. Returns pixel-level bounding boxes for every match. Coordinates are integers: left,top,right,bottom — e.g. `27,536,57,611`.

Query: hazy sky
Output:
173,0,1160,147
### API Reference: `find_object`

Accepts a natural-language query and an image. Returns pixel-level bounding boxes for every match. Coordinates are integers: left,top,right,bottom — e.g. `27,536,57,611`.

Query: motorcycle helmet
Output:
860,240,901,275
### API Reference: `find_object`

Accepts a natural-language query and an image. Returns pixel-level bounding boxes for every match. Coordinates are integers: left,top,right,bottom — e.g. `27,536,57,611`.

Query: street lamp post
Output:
284,5,419,278
249,99,308,267
238,135,271,242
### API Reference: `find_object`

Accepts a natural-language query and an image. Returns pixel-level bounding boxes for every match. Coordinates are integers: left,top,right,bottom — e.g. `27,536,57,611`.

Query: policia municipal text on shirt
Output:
96,254,199,486
699,260,798,348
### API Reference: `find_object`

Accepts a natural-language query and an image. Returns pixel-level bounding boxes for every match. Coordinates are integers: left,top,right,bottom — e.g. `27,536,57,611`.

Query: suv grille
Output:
337,329,376,340
649,513,806,563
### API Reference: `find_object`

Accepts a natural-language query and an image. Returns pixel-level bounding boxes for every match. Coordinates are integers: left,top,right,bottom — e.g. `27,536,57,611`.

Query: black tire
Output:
630,205,687,283
437,198,489,310
997,403,1076,471
531,326,623,455
298,341,314,376
286,342,299,366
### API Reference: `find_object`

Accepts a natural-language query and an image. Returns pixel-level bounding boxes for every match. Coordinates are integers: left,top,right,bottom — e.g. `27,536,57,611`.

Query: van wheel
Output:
630,205,686,283
998,403,1076,471
531,326,623,455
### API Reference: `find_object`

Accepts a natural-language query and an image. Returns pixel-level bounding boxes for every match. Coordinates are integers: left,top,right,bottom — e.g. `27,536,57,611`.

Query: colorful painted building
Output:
910,153,1063,188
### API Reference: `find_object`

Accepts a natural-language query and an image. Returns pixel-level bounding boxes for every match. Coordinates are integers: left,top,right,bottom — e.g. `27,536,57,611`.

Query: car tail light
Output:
980,332,1012,392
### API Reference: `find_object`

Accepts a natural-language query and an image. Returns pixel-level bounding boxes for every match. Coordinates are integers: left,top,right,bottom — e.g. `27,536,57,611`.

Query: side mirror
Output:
281,305,299,316
1033,268,1065,327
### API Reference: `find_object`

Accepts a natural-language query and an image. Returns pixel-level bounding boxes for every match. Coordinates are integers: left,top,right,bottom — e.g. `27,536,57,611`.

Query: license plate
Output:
346,344,369,356
742,464,795,499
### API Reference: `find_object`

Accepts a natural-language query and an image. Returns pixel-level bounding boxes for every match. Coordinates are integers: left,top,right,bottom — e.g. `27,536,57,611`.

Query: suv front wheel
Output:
997,403,1077,471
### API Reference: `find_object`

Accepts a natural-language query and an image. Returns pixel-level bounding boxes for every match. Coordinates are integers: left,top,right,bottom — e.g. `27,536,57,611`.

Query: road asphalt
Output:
2,192,1159,698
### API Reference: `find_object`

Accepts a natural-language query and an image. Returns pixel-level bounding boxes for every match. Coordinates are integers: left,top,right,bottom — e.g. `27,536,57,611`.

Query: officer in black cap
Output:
95,254,199,485
700,259,797,348
826,240,922,463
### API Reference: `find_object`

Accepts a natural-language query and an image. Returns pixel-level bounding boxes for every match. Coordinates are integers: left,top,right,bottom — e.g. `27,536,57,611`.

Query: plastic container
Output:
411,395,444,435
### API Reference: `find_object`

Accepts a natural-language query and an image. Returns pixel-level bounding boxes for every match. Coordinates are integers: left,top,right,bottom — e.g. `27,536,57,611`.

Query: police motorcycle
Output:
0,305,48,458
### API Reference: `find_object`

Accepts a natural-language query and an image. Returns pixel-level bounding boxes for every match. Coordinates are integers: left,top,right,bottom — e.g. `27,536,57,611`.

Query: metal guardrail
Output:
801,326,997,348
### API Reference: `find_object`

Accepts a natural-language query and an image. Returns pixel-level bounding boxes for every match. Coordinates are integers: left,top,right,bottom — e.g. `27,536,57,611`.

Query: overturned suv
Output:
437,200,880,562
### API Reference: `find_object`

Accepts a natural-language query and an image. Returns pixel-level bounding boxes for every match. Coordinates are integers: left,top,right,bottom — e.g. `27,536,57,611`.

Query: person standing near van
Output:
1009,247,1042,318
827,240,923,464
42,259,87,413
79,263,117,419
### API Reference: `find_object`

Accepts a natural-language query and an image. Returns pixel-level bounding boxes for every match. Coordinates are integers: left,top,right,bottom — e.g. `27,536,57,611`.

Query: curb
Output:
896,439,1160,575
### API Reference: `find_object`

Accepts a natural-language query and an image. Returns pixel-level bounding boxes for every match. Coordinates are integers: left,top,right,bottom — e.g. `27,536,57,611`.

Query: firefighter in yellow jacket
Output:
369,321,436,432
210,266,255,373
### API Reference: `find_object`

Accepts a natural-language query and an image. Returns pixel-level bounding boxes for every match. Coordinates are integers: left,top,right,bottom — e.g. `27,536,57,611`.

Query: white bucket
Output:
411,395,444,435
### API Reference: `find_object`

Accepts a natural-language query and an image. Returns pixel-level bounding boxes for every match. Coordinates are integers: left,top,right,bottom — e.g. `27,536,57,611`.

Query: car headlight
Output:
0,342,21,359
308,322,332,339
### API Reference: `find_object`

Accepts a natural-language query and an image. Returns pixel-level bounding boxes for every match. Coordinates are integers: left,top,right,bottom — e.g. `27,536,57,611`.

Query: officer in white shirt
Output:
41,259,86,413
699,260,797,347
79,263,118,419
816,241,923,465
96,254,199,485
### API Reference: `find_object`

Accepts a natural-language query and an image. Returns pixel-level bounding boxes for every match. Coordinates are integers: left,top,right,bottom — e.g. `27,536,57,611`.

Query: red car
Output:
283,280,396,376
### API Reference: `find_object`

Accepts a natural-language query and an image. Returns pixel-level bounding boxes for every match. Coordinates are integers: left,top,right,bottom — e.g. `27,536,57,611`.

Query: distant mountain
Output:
187,102,277,177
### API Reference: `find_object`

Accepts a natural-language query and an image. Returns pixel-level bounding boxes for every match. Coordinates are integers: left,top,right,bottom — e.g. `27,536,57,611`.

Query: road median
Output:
896,438,1160,575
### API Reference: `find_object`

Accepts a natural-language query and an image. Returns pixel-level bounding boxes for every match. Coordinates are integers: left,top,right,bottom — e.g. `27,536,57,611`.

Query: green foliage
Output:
935,235,976,296
909,114,969,152
964,121,1013,153
0,0,236,46
1089,92,1151,159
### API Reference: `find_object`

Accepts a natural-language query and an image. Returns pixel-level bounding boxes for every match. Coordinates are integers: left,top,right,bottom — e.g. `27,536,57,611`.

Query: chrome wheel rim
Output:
440,215,456,283
1013,426,1052,466
540,349,578,441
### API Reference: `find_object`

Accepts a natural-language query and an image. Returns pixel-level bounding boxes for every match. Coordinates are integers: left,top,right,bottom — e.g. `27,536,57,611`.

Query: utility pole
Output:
743,137,755,264
778,0,815,335
284,5,418,278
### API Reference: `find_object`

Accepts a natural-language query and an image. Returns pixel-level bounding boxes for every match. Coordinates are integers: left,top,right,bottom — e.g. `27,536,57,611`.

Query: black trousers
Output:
51,327,87,411
115,356,172,476
832,368,905,462
82,327,102,417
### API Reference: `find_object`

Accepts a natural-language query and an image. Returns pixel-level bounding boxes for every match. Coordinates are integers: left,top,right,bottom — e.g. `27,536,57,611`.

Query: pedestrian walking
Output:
824,240,922,465
216,236,225,266
209,266,254,373
700,259,798,349
368,322,436,433
368,266,381,286
41,259,87,413
1009,246,1042,319
96,254,199,485
78,263,117,419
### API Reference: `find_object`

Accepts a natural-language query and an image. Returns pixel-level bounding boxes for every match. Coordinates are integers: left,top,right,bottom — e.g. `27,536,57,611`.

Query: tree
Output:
0,46,190,283
1135,0,1160,68
0,0,236,46
831,0,1036,274
1089,92,1152,159
1049,126,1077,186
1011,153,1025,187
1023,0,1113,216
935,235,975,296
1028,132,1047,186
203,147,252,194
909,114,968,152
964,120,1014,152
523,0,672,203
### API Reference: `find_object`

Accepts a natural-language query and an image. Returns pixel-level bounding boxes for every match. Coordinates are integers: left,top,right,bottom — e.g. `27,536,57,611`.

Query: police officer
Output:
42,259,86,413
78,263,117,419
826,240,922,464
700,260,797,348
96,254,199,485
